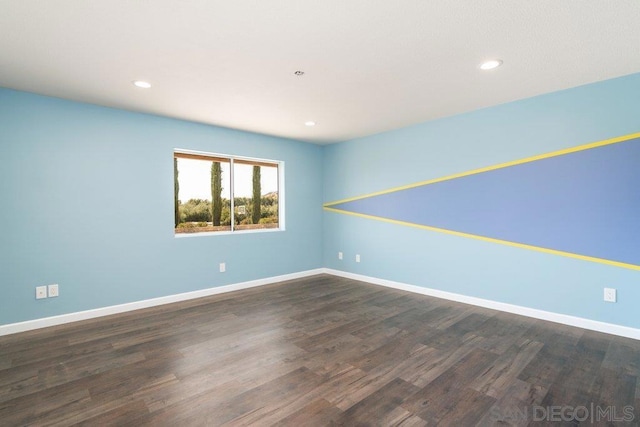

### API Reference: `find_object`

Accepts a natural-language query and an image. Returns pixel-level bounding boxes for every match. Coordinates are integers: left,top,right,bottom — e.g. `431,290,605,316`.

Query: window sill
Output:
174,227,284,238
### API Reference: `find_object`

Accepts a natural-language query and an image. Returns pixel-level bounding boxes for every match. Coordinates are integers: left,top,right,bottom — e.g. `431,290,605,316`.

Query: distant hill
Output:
263,192,278,199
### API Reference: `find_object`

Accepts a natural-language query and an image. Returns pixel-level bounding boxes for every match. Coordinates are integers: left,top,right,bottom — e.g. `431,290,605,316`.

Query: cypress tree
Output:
174,158,180,227
252,165,261,224
211,162,222,226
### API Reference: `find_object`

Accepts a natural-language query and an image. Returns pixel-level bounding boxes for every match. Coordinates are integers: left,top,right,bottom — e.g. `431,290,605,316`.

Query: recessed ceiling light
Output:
305,121,316,127
479,59,503,70
133,80,151,88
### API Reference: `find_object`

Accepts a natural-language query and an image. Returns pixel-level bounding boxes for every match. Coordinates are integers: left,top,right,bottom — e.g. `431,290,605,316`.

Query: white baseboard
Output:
0,269,325,337
323,268,640,341
5,268,639,341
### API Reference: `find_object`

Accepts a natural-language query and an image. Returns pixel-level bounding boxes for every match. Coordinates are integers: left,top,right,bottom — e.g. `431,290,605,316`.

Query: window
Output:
174,150,283,235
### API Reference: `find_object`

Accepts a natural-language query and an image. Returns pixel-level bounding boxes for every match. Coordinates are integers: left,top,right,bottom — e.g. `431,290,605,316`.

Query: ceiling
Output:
1,1,639,144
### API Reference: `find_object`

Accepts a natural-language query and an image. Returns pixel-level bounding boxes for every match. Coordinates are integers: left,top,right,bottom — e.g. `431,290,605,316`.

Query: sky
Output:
177,158,278,202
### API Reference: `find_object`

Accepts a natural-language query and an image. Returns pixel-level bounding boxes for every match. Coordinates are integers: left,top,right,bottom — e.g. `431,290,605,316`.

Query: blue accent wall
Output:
329,135,640,269
0,88,323,325
323,73,640,329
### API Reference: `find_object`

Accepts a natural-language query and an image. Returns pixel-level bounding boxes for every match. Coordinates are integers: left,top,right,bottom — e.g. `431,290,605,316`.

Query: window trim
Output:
174,148,285,236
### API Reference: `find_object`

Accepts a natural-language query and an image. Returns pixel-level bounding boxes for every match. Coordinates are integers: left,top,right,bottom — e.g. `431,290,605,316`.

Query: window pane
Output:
233,162,279,231
175,157,231,233
174,151,281,235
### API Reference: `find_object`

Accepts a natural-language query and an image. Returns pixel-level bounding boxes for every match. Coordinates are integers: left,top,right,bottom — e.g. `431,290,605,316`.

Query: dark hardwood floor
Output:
1,274,639,426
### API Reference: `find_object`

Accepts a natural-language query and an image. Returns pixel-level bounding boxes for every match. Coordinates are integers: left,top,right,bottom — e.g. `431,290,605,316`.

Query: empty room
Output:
1,1,640,425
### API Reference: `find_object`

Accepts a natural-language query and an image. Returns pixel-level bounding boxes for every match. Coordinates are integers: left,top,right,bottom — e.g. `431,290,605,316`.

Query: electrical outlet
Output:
219,262,226,273
48,284,59,298
338,252,343,260
604,287,616,303
36,286,47,299
355,254,361,263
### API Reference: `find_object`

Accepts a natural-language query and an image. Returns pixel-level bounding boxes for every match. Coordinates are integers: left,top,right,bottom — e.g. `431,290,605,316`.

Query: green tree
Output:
221,200,231,225
174,158,180,227
211,162,222,226
252,165,261,224
181,199,211,222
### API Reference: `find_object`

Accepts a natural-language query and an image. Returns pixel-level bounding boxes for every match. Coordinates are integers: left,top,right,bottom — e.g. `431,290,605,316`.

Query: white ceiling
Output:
1,1,639,144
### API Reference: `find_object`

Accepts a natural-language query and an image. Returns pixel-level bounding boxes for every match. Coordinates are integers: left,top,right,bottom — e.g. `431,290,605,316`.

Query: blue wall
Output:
323,73,640,329
3,73,640,330
0,88,323,325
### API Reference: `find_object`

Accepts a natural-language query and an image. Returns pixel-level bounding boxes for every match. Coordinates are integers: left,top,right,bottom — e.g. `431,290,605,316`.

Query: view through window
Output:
174,151,281,234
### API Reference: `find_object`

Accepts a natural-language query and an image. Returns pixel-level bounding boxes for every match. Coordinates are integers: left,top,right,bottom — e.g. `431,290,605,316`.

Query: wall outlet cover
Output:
48,284,59,298
604,287,616,303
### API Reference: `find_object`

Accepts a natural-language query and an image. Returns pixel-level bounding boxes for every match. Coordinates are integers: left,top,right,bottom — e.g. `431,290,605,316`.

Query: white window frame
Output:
174,148,285,237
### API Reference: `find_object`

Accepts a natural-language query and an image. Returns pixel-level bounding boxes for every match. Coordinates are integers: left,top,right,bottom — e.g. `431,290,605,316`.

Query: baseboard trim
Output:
0,268,325,337
323,268,640,341
5,268,638,341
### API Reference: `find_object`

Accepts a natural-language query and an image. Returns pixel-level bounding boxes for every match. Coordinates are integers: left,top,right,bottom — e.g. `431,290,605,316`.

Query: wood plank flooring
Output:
1,274,639,426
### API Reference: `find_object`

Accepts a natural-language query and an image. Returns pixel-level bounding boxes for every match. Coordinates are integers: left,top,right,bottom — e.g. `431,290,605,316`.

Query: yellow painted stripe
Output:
324,131,640,207
323,207,640,271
